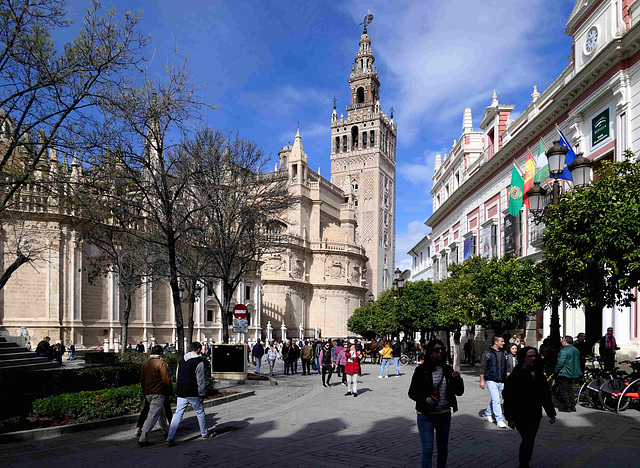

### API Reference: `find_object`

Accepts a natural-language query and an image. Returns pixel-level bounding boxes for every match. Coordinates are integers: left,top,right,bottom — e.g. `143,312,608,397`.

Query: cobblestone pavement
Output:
2,360,640,467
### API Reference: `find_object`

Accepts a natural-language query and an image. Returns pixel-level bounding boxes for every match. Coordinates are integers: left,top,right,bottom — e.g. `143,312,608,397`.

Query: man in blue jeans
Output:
479,335,508,428
251,338,265,374
166,342,211,446
392,339,402,376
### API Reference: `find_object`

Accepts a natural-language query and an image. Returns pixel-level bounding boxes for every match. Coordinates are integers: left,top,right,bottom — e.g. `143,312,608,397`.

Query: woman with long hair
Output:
408,339,464,468
506,343,518,377
503,346,556,468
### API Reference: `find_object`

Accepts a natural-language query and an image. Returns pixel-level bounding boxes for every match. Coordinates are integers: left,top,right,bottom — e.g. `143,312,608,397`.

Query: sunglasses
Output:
432,347,445,352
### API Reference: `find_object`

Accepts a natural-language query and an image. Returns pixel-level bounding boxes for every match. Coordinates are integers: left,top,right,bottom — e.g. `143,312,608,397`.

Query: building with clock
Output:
410,0,640,356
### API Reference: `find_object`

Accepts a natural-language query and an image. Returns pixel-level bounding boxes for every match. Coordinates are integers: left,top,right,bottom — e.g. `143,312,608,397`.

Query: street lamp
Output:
525,141,593,360
368,292,375,303
393,268,404,298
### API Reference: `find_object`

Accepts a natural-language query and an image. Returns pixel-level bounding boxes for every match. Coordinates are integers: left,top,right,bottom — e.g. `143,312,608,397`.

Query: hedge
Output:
32,385,144,422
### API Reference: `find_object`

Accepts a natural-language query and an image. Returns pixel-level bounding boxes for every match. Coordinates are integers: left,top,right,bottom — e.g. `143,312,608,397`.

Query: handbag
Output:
428,371,445,406
311,359,317,371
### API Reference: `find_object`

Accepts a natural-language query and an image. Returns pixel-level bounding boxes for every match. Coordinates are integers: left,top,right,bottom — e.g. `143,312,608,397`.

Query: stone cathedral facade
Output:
260,25,397,339
0,26,396,347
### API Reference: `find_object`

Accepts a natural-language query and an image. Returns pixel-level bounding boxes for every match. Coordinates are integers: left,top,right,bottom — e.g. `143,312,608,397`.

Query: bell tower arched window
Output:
351,126,359,150
357,87,365,104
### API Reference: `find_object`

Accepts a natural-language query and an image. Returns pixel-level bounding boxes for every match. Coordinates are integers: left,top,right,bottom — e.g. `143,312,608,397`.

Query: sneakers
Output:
484,415,494,423
353,392,358,397
134,428,142,437
497,421,508,428
165,439,177,447
378,375,383,379
322,383,328,388
138,441,154,447
383,375,389,379
341,382,347,387
344,392,352,396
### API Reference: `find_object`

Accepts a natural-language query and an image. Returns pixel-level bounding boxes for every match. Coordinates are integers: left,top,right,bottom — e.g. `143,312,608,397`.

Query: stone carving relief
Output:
265,255,286,273
350,265,360,283
326,261,344,279
292,258,304,279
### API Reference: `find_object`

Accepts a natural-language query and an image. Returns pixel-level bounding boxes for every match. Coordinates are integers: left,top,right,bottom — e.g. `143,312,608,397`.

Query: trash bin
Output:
211,344,247,380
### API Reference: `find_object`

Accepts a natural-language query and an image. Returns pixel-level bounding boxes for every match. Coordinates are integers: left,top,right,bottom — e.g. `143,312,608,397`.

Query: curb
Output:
0,390,255,444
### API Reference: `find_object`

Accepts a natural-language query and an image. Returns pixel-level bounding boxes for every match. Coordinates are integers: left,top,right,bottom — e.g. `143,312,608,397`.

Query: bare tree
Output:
77,57,206,355
179,129,290,343
0,0,146,288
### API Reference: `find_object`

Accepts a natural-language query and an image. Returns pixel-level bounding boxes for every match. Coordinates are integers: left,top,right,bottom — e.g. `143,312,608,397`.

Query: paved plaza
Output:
1,360,640,467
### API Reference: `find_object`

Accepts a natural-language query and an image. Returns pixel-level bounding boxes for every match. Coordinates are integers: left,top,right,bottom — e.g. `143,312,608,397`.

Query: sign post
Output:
232,304,249,333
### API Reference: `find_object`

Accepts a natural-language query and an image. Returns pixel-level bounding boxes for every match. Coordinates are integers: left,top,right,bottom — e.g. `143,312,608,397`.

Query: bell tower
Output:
330,20,397,299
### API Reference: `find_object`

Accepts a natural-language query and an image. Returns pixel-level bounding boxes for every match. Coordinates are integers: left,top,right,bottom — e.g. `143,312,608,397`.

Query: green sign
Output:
592,108,609,147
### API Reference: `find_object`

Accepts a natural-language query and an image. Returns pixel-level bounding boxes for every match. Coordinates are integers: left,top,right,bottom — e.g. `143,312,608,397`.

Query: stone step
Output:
0,351,37,361
0,361,61,373
0,356,52,368
0,341,20,348
0,346,26,354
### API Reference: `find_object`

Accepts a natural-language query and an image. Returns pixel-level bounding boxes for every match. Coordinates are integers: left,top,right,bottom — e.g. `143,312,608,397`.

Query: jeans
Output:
393,356,400,375
139,394,169,442
515,416,541,467
315,355,321,374
346,373,358,393
380,358,390,376
484,380,505,422
267,359,276,374
167,397,208,440
322,365,333,385
417,412,451,468
254,357,262,374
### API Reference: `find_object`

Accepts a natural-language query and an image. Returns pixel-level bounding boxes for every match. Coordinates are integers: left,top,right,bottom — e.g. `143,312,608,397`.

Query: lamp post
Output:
393,268,404,298
368,292,375,304
526,141,593,359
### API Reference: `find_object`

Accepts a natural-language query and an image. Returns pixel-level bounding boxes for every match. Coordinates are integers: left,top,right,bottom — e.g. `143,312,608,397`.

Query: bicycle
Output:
400,351,422,365
616,360,640,413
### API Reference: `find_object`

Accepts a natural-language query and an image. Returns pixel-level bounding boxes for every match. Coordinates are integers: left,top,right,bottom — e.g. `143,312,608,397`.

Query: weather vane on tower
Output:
360,10,374,33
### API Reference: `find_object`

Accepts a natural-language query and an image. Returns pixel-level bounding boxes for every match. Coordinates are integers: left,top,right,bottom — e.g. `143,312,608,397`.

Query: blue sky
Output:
64,0,577,269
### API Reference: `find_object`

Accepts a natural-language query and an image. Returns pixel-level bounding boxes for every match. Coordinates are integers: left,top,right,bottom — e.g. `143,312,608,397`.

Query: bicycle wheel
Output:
587,376,608,409
599,378,626,412
400,355,409,365
617,379,640,413
577,380,592,407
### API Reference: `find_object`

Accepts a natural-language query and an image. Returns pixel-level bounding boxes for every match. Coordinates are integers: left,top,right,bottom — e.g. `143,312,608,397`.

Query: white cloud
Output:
239,85,331,118
395,219,430,269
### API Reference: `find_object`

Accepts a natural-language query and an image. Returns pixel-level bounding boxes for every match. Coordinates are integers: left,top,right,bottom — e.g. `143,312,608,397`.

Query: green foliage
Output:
32,385,143,422
373,289,400,335
438,255,547,333
347,302,377,338
543,155,640,309
397,280,439,333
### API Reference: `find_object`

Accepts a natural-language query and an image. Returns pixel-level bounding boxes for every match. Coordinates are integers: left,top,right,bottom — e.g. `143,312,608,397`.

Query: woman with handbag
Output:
408,339,464,468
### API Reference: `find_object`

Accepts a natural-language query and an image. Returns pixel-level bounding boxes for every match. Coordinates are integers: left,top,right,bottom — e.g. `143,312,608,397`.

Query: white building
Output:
411,0,640,357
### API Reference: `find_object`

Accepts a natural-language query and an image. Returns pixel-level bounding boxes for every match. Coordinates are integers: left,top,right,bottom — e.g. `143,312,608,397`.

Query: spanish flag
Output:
522,149,536,210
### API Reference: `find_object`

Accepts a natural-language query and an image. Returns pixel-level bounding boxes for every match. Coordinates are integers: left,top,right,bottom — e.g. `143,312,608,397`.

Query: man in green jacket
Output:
555,336,582,412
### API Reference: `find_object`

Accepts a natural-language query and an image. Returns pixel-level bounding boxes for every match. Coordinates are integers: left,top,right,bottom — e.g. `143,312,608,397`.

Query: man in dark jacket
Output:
392,339,402,376
166,342,210,446
504,347,556,468
479,335,508,427
555,336,582,412
35,336,53,359
599,327,619,371
138,345,171,446
251,339,265,375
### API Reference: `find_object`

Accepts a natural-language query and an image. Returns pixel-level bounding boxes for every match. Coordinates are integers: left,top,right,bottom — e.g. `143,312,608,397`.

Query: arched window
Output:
335,136,340,153
351,126,359,150
362,132,367,148
357,87,365,104
342,135,347,151
370,130,375,146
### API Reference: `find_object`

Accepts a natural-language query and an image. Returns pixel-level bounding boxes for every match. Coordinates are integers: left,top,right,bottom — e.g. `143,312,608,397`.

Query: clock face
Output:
585,26,598,54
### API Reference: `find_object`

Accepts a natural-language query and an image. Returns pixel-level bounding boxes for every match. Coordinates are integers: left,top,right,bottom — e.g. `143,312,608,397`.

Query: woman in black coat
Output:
503,346,556,468
408,339,464,468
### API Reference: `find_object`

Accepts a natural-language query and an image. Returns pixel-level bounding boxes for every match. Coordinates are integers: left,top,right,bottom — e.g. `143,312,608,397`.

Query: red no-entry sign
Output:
232,304,248,320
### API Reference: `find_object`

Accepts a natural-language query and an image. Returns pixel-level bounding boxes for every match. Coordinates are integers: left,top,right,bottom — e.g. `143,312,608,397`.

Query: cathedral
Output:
260,23,397,339
0,24,396,348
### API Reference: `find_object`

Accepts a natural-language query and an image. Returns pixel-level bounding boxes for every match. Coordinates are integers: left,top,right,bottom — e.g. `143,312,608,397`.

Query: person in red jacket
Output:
344,342,362,397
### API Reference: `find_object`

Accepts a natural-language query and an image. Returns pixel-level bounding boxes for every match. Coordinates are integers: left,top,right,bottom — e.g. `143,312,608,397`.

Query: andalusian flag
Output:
522,149,536,209
508,163,524,217
533,139,550,183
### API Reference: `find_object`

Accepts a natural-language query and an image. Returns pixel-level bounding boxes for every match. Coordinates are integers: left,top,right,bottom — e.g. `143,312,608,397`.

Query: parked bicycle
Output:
400,351,422,365
577,357,640,412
